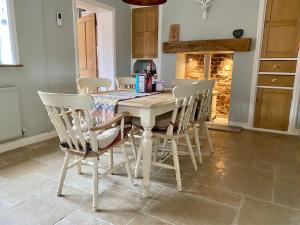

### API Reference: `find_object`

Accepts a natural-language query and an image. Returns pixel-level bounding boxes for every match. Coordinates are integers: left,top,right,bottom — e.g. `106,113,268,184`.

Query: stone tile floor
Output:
0,130,300,225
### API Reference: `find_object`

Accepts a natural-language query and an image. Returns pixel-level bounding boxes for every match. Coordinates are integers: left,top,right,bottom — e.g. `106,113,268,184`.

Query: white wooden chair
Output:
172,79,200,86
77,76,137,158
38,91,133,212
191,80,215,163
133,84,198,191
171,79,215,163
77,77,137,160
115,77,140,159
116,77,136,90
77,77,112,94
201,80,215,122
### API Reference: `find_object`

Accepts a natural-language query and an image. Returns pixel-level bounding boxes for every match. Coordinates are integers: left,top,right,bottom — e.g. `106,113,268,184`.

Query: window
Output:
0,0,19,65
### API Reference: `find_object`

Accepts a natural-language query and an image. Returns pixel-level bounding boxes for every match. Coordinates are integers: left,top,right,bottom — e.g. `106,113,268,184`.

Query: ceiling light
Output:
122,0,167,6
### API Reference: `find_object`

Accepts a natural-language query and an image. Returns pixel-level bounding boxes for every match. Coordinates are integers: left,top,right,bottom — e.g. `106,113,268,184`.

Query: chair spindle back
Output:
116,77,136,90
195,80,215,121
38,91,97,152
77,77,112,94
166,84,198,136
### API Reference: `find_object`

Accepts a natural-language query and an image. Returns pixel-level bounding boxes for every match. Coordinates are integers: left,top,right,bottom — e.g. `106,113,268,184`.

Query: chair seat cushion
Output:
70,125,123,152
70,116,133,153
97,127,120,149
132,112,178,132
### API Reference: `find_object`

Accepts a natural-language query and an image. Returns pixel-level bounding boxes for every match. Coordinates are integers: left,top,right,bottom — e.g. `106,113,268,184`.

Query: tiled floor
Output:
1,130,300,225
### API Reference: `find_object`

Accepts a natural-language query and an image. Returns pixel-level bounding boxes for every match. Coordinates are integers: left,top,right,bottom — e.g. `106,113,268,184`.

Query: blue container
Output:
135,74,139,93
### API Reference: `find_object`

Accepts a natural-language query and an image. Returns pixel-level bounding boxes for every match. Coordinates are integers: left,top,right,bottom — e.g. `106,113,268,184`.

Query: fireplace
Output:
176,52,233,123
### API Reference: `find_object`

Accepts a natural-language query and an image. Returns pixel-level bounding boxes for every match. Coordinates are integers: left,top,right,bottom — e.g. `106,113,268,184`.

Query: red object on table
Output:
145,70,152,93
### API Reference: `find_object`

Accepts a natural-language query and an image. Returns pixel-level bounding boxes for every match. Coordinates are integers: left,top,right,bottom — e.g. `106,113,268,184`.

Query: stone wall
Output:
184,53,233,118
210,53,233,118
185,54,204,80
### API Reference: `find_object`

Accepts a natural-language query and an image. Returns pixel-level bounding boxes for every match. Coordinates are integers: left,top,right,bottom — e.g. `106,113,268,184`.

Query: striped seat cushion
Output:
132,112,178,132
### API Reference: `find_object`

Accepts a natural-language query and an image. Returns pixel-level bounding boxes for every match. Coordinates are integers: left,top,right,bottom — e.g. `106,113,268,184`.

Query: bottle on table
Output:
145,63,153,93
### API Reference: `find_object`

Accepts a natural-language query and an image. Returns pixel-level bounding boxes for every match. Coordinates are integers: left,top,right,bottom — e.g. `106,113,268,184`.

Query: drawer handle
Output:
273,65,281,69
272,78,280,83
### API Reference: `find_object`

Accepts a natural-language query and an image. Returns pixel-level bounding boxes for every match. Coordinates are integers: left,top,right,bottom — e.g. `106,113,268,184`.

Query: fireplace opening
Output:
176,52,234,124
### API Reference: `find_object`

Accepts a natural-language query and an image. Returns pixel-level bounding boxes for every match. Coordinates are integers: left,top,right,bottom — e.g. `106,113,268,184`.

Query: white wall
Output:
0,0,76,137
0,0,131,138
97,11,115,88
160,0,260,124
0,0,263,137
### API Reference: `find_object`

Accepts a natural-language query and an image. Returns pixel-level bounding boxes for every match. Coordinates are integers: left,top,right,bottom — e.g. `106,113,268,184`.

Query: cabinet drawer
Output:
258,75,295,87
259,60,297,73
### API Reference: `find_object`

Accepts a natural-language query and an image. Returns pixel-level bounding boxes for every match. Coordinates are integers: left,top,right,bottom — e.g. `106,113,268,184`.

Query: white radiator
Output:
0,87,22,142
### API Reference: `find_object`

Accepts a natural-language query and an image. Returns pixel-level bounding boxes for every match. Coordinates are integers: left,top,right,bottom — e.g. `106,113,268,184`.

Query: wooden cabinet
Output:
254,0,299,131
259,60,297,73
258,75,295,87
132,6,158,58
254,88,293,131
261,0,300,58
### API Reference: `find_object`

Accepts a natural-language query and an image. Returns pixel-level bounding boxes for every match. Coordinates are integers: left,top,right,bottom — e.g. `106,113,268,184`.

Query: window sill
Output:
0,64,24,68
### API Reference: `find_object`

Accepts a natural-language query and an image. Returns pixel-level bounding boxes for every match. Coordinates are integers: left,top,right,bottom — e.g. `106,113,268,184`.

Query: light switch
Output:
56,11,63,27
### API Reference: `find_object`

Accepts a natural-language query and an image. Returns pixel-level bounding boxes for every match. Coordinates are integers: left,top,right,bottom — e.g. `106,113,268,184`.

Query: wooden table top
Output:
117,93,175,108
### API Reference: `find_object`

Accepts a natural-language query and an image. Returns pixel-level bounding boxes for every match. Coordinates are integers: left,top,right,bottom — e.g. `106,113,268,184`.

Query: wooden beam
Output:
163,38,252,53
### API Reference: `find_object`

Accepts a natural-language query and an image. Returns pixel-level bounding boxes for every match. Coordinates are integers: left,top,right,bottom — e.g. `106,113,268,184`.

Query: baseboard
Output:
0,131,58,154
228,121,248,128
246,127,298,135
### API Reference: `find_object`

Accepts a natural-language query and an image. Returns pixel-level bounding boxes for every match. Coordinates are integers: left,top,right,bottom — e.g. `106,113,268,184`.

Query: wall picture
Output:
169,24,180,42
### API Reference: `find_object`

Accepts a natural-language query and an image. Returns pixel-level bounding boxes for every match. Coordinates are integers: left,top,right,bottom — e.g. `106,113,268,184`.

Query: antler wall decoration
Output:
194,0,214,20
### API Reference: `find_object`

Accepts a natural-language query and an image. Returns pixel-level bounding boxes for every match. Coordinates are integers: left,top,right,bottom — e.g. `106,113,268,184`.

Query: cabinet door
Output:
133,34,145,58
144,33,158,58
254,88,293,131
267,0,299,21
132,6,158,58
261,0,300,58
146,6,158,32
132,8,146,58
144,6,158,58
132,8,146,34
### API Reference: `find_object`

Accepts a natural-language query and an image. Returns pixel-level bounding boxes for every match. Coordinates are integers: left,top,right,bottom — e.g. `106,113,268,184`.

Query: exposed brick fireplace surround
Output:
181,53,234,120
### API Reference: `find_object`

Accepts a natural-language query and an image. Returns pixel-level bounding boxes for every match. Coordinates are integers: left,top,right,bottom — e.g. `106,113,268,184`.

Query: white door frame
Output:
247,0,300,134
72,0,117,84
289,45,300,133
248,0,267,129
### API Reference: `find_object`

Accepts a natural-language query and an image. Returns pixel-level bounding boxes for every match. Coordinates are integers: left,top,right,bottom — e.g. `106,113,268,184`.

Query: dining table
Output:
115,92,176,197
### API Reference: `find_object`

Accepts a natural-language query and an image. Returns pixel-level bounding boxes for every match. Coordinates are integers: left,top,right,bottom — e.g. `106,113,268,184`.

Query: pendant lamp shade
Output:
122,0,167,6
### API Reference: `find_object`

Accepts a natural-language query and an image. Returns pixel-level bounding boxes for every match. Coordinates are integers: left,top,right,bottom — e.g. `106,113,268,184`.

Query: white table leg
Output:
141,112,155,197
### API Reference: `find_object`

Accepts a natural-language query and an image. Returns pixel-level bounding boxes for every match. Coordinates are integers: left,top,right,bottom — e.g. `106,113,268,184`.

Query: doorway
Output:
73,0,116,88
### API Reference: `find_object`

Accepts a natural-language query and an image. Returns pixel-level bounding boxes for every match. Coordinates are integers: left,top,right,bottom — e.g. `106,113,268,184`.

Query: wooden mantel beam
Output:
163,38,252,53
